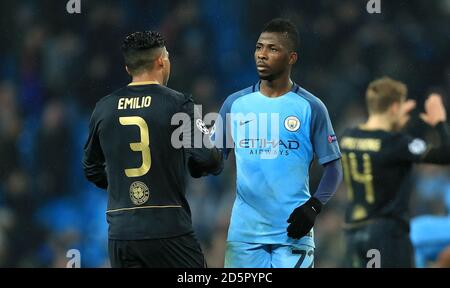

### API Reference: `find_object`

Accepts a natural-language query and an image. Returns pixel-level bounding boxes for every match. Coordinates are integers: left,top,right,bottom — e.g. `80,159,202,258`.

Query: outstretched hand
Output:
420,94,447,127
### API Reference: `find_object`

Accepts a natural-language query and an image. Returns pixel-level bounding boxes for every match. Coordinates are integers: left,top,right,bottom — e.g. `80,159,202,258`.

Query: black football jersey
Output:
340,127,429,225
83,82,222,240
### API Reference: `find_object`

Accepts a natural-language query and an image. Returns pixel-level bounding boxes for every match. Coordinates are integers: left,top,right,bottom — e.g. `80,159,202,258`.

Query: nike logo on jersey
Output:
240,119,254,126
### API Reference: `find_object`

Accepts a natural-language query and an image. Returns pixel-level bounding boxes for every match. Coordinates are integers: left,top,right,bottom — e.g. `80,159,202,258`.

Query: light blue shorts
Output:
225,242,314,268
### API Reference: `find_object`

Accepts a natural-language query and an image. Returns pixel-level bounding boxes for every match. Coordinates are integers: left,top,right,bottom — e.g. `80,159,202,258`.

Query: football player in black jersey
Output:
83,31,223,268
341,77,449,268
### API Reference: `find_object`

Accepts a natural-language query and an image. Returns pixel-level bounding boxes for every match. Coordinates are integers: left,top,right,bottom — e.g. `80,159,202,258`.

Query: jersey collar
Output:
253,80,300,93
128,81,160,86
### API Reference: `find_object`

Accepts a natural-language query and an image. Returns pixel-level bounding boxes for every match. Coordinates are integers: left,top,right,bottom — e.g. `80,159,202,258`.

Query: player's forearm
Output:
312,158,343,205
436,121,450,144
82,160,108,189
422,122,450,164
205,147,224,175
422,146,450,164
287,160,342,239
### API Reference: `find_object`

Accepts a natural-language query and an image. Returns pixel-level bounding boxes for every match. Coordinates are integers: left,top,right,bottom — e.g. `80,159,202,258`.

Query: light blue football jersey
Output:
213,82,341,247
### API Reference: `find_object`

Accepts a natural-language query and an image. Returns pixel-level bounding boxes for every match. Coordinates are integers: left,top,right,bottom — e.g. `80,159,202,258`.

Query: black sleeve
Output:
401,113,430,139
82,106,108,189
421,122,450,164
181,94,224,178
312,159,343,205
394,122,450,165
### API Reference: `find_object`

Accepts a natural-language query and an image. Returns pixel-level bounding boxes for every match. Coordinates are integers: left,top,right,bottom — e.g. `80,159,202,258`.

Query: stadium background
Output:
0,0,449,267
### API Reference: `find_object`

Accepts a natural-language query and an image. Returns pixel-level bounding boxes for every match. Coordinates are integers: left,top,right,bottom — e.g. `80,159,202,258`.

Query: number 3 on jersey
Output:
119,116,151,177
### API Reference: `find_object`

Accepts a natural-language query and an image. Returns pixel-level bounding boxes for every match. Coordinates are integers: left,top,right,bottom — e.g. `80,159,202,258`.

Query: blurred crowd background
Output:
0,0,449,267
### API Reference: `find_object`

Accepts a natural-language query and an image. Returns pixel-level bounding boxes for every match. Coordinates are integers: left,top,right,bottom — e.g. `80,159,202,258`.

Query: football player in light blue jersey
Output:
411,191,450,267
212,19,343,268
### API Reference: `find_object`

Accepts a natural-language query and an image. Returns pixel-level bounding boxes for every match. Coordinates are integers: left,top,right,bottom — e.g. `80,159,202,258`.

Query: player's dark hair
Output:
121,31,166,75
366,77,408,115
261,18,299,52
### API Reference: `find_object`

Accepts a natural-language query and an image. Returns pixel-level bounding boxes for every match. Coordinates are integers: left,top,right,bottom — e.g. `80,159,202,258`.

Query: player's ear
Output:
390,102,400,115
155,47,169,68
156,55,164,67
289,52,298,65
125,65,131,76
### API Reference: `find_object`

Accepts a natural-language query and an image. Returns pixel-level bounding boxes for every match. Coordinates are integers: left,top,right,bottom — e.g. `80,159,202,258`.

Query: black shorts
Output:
345,217,414,268
108,232,206,268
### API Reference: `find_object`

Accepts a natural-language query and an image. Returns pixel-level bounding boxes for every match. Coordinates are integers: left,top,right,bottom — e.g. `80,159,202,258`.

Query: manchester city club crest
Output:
284,116,301,132
129,181,150,205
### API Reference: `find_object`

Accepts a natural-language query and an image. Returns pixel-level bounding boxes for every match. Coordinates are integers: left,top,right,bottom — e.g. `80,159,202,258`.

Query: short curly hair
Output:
121,31,166,75
261,18,299,52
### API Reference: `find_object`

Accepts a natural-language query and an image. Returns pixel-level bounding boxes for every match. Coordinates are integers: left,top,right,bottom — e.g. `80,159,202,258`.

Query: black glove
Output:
187,148,224,178
187,157,206,178
287,197,322,239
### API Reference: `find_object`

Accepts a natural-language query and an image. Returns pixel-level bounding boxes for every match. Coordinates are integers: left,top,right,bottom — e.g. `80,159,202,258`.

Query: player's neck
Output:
260,77,293,98
362,115,394,132
130,71,162,86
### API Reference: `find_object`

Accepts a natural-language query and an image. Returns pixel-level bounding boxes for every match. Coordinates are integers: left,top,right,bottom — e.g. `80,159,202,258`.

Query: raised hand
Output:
420,93,447,127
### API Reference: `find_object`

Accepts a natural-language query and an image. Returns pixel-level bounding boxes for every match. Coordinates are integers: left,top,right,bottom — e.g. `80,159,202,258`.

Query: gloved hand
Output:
187,157,206,178
287,197,322,239
187,148,224,178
